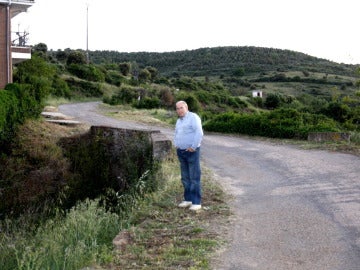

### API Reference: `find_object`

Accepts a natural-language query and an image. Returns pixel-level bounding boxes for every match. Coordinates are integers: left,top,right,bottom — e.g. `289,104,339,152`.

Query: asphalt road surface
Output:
59,102,360,270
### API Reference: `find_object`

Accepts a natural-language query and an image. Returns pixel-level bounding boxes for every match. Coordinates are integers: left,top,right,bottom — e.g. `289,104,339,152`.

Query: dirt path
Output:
59,102,360,270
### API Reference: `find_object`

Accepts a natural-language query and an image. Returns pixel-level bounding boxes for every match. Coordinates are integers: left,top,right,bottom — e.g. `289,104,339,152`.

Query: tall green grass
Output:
1,154,229,270
0,199,122,270
350,131,360,145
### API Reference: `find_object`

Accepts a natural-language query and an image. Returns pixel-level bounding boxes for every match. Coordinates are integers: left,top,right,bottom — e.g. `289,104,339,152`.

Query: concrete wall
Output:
89,126,172,162
308,132,350,143
59,125,172,202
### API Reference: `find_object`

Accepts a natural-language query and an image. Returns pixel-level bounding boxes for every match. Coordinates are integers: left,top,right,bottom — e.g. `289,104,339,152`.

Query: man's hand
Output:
186,147,195,152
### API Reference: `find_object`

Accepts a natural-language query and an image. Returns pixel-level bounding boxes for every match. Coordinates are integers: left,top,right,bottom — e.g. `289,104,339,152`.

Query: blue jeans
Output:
176,148,202,205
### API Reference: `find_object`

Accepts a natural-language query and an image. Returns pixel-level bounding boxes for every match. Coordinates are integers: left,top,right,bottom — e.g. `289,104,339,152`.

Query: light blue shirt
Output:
174,111,203,150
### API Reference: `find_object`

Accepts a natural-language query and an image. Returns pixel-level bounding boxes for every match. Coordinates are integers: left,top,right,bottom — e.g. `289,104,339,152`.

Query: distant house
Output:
252,90,263,98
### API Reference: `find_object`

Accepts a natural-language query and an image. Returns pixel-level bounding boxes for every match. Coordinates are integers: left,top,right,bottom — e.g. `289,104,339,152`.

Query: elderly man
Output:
174,100,204,211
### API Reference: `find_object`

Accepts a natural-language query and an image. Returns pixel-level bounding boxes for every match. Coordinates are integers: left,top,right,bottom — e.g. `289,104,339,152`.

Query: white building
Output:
252,90,263,98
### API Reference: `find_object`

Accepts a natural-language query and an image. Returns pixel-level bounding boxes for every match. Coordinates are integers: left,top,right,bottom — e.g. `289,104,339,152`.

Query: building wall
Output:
0,5,12,89
252,90,263,98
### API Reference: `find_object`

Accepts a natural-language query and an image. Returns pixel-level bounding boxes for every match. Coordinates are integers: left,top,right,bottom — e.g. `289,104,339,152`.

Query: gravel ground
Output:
59,102,360,270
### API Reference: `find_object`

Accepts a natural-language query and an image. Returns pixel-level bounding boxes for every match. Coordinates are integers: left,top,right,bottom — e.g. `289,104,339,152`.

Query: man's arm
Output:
190,113,203,150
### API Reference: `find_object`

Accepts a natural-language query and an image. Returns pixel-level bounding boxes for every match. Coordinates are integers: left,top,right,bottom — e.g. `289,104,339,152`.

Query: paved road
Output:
59,102,360,270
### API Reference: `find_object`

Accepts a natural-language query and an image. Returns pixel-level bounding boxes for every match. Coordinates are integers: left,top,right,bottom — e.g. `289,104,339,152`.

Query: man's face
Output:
176,102,188,118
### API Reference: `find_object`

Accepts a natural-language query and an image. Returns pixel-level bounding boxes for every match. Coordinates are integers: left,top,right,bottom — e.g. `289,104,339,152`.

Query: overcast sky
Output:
12,0,360,65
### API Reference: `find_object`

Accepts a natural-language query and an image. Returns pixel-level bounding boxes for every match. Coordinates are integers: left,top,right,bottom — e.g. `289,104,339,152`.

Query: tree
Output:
160,88,174,107
323,101,350,123
55,49,69,62
138,69,151,82
14,55,55,85
66,51,87,65
264,93,281,109
32,43,48,54
233,67,245,77
119,62,131,76
145,66,158,81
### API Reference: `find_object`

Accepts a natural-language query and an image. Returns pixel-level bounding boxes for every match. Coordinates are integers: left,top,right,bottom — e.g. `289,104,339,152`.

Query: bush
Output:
0,120,71,219
159,88,175,108
65,78,103,97
0,199,121,270
203,108,339,139
118,62,131,76
67,64,105,82
135,97,161,109
66,51,87,65
350,131,360,145
171,77,201,91
105,70,125,86
105,86,138,105
322,101,351,123
264,93,282,109
0,90,18,148
51,75,71,98
0,83,44,148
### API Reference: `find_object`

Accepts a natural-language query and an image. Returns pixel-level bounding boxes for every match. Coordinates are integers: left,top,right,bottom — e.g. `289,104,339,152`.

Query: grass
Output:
98,103,177,126
0,199,122,270
0,115,231,269
106,156,230,269
44,95,103,108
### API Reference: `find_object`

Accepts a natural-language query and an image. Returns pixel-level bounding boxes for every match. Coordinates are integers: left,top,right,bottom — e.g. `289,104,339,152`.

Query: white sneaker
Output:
178,201,192,208
189,204,201,211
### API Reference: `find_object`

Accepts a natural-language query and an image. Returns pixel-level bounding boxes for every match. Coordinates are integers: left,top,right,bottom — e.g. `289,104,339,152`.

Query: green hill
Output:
81,46,360,99
88,46,358,77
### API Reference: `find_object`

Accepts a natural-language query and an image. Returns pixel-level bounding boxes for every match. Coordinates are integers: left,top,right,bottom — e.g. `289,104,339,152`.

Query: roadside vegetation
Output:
0,44,360,269
0,118,230,269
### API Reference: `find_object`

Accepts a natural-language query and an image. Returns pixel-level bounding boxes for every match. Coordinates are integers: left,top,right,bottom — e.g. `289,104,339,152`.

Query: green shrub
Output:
171,77,200,91
65,78,103,97
203,108,339,139
105,70,125,86
67,64,105,82
66,50,87,65
0,90,18,147
0,83,45,150
0,199,121,270
105,86,138,105
51,75,71,98
350,131,360,145
264,93,282,109
135,97,161,109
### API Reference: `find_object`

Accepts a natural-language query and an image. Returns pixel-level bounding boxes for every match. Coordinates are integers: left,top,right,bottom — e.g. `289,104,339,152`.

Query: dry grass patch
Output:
105,157,232,270
98,103,176,127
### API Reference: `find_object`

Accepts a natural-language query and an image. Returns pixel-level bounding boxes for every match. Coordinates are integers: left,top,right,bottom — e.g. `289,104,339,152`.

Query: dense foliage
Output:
204,108,340,139
0,54,51,152
85,46,357,77
1,44,359,149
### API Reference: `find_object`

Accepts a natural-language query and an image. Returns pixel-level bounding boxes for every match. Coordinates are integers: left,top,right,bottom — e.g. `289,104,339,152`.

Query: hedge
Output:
0,83,43,151
203,108,340,139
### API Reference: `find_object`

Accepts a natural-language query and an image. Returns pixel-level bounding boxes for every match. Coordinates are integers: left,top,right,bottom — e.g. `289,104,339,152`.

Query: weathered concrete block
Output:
308,132,350,142
90,126,172,162
151,131,172,161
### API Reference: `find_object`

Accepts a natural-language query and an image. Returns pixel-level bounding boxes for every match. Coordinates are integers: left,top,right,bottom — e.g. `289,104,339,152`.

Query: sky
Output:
11,0,360,65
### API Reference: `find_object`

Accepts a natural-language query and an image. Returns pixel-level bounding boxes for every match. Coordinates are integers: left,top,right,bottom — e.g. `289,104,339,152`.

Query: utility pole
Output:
86,2,89,64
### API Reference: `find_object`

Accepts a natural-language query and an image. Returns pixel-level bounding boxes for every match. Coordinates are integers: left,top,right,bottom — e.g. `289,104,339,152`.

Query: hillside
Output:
87,46,359,77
